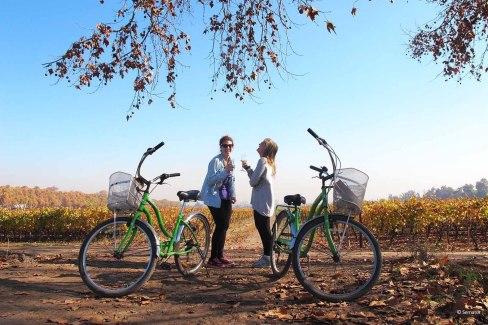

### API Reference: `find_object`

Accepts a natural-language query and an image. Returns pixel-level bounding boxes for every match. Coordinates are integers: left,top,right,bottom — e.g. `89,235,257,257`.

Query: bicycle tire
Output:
174,213,210,276
78,216,159,297
270,210,293,278
292,214,382,302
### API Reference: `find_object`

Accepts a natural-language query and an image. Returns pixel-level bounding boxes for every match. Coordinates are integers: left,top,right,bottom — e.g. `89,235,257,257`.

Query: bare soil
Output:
1,218,487,325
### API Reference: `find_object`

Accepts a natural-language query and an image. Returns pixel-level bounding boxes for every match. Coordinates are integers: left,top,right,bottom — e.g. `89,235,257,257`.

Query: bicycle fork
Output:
329,212,353,262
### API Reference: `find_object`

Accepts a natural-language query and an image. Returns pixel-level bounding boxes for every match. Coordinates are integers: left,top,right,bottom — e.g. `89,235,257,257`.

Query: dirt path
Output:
1,218,487,325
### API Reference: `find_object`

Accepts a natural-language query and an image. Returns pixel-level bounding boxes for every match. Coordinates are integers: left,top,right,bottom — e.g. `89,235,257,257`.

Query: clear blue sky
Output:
1,1,487,204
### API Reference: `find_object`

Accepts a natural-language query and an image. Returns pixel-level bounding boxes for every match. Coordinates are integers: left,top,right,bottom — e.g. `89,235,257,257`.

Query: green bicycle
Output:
271,129,382,302
78,142,210,297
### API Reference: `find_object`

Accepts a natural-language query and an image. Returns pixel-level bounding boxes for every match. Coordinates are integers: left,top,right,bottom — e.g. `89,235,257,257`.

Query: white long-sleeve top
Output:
247,157,274,217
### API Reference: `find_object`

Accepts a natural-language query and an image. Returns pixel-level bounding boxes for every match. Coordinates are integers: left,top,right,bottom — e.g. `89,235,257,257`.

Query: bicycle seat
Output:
177,190,200,202
284,194,306,206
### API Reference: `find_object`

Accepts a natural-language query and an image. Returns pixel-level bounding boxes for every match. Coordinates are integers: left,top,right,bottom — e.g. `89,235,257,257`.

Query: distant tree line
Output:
388,178,488,201
0,185,177,209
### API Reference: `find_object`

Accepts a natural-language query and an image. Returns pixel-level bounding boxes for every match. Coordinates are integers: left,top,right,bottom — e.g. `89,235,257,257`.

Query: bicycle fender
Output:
175,212,205,242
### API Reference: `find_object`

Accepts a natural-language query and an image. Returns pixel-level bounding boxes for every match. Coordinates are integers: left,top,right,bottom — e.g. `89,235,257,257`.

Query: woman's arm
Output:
249,158,266,187
206,157,227,186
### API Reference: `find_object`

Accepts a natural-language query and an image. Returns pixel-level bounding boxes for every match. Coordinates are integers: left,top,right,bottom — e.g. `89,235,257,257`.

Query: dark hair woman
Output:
200,135,236,267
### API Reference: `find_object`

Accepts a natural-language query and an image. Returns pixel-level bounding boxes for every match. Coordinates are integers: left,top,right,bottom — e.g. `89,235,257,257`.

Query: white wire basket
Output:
333,168,368,215
107,172,142,212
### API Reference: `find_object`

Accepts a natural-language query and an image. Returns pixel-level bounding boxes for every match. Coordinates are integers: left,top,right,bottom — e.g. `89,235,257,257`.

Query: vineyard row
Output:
1,198,487,249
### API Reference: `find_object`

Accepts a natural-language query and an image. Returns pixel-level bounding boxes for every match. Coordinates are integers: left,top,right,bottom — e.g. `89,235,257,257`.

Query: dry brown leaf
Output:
326,21,336,34
306,7,319,21
386,296,399,305
400,300,412,307
369,300,387,307
265,307,293,320
314,311,336,320
413,285,427,292
63,299,76,304
438,255,449,267
359,311,377,318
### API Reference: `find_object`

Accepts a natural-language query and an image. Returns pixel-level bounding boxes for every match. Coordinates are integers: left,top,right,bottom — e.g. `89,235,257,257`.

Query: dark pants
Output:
208,199,232,259
253,210,272,256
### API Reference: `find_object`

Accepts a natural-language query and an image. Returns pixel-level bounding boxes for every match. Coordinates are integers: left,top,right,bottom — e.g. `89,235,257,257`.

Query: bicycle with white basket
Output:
78,141,210,297
285,129,382,301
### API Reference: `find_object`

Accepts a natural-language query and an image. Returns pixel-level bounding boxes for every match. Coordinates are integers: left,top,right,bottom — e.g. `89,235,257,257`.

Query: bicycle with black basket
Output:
271,129,382,301
78,141,210,297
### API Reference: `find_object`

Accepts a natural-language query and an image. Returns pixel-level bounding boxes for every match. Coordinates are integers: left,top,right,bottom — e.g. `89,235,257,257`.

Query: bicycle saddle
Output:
177,190,200,202
284,194,306,206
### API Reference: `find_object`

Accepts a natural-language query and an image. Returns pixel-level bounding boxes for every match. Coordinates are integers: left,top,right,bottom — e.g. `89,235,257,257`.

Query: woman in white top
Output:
242,138,278,268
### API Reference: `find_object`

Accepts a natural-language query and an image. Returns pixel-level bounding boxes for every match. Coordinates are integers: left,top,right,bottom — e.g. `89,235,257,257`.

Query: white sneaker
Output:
252,255,271,268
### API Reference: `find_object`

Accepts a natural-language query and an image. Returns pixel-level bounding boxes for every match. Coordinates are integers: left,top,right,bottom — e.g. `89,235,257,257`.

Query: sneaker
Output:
252,255,271,268
207,257,224,268
219,256,235,267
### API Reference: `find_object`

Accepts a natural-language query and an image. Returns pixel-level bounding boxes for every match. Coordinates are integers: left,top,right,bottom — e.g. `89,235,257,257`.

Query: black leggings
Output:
208,199,232,259
253,210,272,256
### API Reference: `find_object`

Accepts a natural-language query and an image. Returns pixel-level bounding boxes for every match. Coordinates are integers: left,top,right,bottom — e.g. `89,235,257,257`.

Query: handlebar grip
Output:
154,141,165,151
307,128,328,145
147,141,165,155
310,165,322,172
307,128,319,139
167,173,180,178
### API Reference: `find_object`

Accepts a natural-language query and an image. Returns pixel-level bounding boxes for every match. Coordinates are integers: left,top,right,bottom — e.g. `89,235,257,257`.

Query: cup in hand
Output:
241,154,248,171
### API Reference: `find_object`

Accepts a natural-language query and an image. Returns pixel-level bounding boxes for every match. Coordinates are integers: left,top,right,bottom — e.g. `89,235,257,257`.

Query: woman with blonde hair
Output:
242,138,278,268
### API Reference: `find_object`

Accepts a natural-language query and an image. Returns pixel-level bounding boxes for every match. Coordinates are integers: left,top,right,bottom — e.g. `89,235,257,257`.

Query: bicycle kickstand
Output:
158,256,172,270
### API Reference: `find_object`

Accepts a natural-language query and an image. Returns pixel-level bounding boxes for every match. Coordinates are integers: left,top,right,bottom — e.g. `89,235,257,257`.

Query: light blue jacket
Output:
200,154,236,208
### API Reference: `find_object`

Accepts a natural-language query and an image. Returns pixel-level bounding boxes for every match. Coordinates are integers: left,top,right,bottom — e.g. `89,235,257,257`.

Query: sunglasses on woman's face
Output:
221,143,234,149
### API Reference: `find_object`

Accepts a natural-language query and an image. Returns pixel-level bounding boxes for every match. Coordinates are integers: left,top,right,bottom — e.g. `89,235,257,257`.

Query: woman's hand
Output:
241,161,250,170
225,162,235,174
231,197,236,204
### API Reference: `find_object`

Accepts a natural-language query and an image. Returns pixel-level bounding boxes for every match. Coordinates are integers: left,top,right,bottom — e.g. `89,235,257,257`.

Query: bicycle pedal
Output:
158,262,172,270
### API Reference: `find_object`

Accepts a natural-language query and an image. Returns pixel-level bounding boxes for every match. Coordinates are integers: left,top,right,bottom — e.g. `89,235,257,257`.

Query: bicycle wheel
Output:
270,210,293,278
292,214,382,302
78,216,159,297
174,213,210,276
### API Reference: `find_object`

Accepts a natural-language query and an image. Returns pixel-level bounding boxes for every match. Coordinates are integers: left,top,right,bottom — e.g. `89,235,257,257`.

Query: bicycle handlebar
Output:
307,128,327,145
307,128,319,139
146,141,165,155
307,128,339,178
310,165,327,173
135,141,181,188
152,173,180,184
310,165,334,182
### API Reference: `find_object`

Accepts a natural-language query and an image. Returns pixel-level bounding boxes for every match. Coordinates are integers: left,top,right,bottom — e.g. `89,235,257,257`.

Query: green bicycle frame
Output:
276,184,338,256
114,192,197,258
